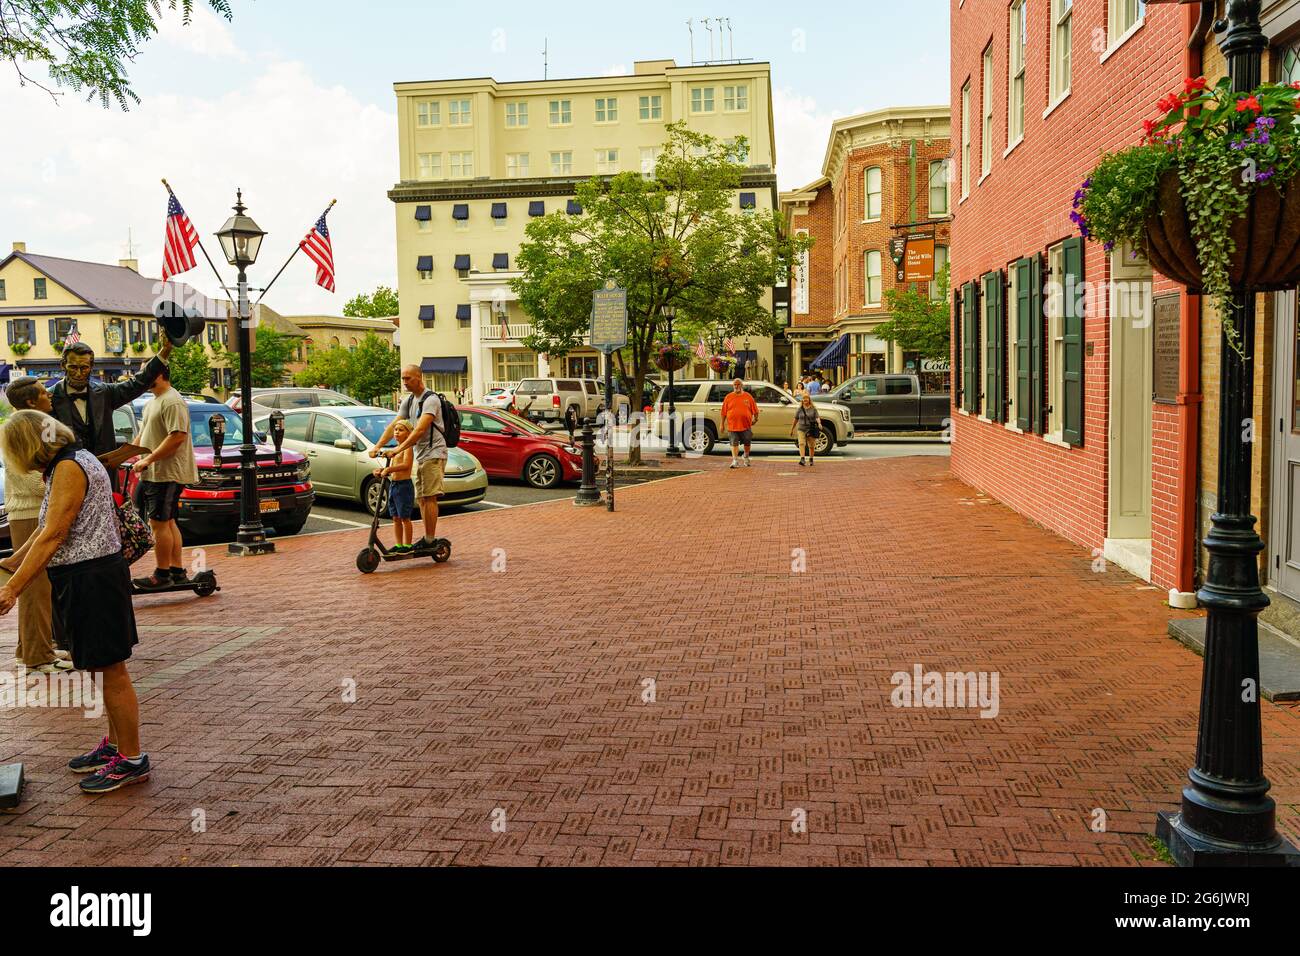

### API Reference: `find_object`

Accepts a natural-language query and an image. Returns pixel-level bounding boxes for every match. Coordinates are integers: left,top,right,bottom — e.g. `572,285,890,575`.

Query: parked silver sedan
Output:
254,405,488,515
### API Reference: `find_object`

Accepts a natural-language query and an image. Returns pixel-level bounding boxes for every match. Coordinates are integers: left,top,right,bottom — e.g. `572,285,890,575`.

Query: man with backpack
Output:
368,365,454,552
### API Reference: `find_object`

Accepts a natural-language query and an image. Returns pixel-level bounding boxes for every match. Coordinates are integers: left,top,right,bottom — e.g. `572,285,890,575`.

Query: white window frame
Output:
981,46,993,177
864,250,882,307
863,166,882,222
416,100,441,128
723,84,749,111
549,99,572,126
506,152,530,178
931,245,949,301
448,98,472,127
505,101,528,128
929,159,949,217
1046,242,1066,438
1050,0,1073,105
961,82,971,200
1008,0,1026,147
639,94,663,121
691,87,715,113
595,97,618,123
595,148,619,174
639,146,660,178
1108,0,1145,51
449,151,474,178
550,150,573,175
417,152,441,180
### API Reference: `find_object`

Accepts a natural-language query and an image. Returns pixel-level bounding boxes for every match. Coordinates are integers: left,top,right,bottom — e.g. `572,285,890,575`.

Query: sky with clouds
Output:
3,0,950,314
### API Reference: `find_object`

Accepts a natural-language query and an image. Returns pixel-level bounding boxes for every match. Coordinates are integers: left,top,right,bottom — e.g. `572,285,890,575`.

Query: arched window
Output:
863,166,882,221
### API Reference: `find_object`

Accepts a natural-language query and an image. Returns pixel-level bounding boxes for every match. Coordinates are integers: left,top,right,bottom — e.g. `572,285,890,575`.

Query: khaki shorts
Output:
412,458,446,499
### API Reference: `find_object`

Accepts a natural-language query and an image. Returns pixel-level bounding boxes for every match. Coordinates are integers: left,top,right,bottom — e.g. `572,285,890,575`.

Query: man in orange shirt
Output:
720,378,759,469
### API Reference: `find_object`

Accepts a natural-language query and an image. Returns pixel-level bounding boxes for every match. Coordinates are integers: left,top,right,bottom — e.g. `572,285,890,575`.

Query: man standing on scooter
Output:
368,365,446,552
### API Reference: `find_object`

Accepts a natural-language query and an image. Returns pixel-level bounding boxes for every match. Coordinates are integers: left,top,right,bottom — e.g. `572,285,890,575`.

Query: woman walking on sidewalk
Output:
0,410,150,795
792,394,822,467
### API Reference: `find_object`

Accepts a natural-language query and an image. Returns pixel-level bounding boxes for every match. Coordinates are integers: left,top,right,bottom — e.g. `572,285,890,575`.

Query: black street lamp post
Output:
1154,0,1299,866
664,306,682,458
215,190,274,557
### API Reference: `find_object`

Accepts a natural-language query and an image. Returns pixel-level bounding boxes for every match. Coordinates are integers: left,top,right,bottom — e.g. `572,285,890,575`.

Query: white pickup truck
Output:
514,377,631,431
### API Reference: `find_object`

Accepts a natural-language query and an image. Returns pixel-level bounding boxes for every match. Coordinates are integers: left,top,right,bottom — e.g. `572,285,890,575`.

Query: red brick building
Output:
781,106,951,388
948,0,1200,596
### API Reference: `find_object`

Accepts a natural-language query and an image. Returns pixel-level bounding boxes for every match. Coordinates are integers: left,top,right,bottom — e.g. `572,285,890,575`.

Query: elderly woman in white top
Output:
0,410,151,795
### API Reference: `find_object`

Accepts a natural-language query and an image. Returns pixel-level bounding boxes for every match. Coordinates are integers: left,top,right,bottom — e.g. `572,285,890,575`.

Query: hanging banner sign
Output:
903,232,936,283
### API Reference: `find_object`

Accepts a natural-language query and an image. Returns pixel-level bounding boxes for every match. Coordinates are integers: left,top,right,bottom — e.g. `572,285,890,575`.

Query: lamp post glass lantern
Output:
664,306,682,458
215,189,274,556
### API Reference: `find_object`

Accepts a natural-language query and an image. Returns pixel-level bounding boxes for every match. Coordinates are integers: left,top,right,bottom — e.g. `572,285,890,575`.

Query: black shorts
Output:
139,479,184,521
48,553,139,670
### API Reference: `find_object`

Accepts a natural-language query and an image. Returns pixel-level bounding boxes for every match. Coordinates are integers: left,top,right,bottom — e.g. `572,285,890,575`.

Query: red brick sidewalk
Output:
1,455,1296,866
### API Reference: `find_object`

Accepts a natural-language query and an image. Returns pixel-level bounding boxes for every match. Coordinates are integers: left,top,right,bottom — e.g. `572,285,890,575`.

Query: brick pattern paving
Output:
1,456,1296,866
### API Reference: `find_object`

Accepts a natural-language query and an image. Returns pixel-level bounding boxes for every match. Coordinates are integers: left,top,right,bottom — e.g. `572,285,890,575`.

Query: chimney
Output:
12,242,26,253
119,258,139,272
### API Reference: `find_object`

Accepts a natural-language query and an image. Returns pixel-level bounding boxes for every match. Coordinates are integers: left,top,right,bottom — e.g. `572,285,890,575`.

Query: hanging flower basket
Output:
1076,75,1300,344
708,354,736,374
654,341,692,372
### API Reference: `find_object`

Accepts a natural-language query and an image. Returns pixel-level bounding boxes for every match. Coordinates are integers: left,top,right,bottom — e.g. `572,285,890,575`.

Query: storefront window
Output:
494,350,537,383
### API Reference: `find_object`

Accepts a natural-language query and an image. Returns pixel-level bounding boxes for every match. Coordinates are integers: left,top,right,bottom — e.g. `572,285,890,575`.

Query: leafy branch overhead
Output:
875,263,950,360
0,0,234,108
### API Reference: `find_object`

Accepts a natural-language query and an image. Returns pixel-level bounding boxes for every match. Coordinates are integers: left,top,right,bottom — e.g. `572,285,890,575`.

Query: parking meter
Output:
269,409,285,464
208,413,226,460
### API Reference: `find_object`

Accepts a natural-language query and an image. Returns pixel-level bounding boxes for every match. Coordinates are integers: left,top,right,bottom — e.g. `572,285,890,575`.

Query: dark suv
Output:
117,397,314,541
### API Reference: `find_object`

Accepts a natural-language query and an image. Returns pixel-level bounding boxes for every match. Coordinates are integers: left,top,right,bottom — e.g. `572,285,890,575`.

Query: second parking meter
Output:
208,413,226,460
269,409,285,464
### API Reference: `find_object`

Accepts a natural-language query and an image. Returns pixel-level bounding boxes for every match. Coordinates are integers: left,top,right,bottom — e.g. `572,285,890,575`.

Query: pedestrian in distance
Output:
792,393,822,468
1,377,71,673
375,419,416,552
721,378,759,469
806,375,821,396
0,410,150,794
130,364,200,590
369,365,448,551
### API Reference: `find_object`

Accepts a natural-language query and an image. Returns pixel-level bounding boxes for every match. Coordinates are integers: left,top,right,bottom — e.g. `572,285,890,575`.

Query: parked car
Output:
458,407,585,489
653,380,854,456
228,387,362,414
514,377,632,431
121,396,314,540
254,405,488,515
481,385,518,412
813,374,949,431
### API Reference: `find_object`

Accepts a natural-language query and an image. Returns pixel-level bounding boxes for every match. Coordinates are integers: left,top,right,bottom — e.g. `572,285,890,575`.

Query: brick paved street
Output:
1,455,1297,866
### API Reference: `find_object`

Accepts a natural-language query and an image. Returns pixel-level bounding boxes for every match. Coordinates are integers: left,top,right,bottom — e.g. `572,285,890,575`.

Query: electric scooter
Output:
355,474,451,573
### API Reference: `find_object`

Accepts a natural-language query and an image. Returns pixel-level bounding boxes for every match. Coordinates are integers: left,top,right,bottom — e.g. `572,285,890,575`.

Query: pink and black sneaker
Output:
79,754,151,794
67,736,118,774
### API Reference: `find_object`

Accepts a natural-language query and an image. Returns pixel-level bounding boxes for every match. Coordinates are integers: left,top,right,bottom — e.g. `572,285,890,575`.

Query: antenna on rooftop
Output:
687,19,694,65
703,17,713,63
122,226,138,260
542,38,548,80
725,18,734,61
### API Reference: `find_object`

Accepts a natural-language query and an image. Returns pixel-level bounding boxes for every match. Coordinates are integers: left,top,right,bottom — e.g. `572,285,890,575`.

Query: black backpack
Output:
406,392,461,448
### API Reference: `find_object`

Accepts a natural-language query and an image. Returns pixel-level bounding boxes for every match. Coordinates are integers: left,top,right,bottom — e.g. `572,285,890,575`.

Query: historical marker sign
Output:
903,232,936,283
590,280,628,351
1153,293,1180,404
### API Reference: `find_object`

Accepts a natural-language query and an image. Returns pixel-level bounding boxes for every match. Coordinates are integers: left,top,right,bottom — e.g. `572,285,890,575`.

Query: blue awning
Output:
733,349,757,365
416,255,433,272
809,334,849,370
528,200,545,216
421,356,467,374
492,253,509,269
566,199,583,215
454,254,470,271
739,192,756,209
418,305,435,323
456,304,471,321
414,205,431,221
452,203,469,220
491,202,508,219
0,362,9,385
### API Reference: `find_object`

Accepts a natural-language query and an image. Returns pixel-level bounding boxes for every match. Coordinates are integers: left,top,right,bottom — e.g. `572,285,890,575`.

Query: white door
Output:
1269,290,1300,600
1108,251,1153,541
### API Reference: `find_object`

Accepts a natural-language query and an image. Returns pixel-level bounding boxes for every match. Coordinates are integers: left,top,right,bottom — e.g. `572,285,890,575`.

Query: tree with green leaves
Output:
343,286,399,318
218,327,299,388
874,263,951,361
347,333,400,405
2,1,234,108
166,340,210,394
294,345,353,392
512,122,806,463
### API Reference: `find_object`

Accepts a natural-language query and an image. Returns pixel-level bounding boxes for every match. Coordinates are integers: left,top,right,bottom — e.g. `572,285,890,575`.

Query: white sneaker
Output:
729,461,739,469
744,458,751,467
54,649,71,661
29,660,74,674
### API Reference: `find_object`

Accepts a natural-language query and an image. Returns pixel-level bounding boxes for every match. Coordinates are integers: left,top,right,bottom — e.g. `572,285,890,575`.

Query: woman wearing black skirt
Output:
0,410,150,794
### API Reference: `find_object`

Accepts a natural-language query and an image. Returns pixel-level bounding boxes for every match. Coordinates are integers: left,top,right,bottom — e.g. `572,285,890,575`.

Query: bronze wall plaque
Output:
1153,293,1181,404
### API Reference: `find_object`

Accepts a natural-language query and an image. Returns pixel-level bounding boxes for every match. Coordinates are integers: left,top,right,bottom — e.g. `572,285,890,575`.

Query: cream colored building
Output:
388,58,779,399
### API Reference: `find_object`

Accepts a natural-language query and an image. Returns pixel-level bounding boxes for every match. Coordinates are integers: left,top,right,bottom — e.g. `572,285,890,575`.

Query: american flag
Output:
162,193,200,280
63,323,81,348
723,337,735,353
300,212,336,292
499,313,509,342
695,337,708,359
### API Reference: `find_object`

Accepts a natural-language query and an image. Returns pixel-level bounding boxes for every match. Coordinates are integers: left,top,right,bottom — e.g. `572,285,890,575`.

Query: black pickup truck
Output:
812,374,949,431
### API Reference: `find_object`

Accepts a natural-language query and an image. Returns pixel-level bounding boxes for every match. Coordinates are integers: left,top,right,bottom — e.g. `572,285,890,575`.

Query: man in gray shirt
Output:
369,364,447,550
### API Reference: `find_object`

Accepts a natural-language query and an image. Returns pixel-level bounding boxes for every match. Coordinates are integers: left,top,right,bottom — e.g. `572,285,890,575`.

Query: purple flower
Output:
1082,178,1092,189
1103,239,1114,252
1231,140,1244,150
1258,131,1271,144
1258,116,1277,128
1258,168,1276,183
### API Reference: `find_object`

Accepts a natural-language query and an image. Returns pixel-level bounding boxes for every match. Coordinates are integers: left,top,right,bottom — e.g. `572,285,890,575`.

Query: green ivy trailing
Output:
1076,75,1300,351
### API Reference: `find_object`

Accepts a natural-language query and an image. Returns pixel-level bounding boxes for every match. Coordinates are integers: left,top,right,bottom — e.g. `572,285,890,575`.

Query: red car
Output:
456,406,585,489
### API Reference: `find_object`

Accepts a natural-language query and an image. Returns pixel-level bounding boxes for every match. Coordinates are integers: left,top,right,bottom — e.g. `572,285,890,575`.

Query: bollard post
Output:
573,417,602,507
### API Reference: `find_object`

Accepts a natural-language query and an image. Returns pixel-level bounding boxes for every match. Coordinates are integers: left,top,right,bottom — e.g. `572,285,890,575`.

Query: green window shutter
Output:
1029,255,1045,434
1014,258,1032,430
983,271,1005,423
953,285,962,410
962,281,980,413
1061,236,1085,446
48,319,57,345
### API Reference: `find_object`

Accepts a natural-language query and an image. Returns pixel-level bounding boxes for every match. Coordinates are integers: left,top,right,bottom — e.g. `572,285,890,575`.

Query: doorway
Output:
1269,290,1300,601
1105,245,1153,580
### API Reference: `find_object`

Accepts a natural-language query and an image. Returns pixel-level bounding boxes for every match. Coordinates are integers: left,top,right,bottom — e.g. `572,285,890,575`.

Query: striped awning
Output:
809,334,849,370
